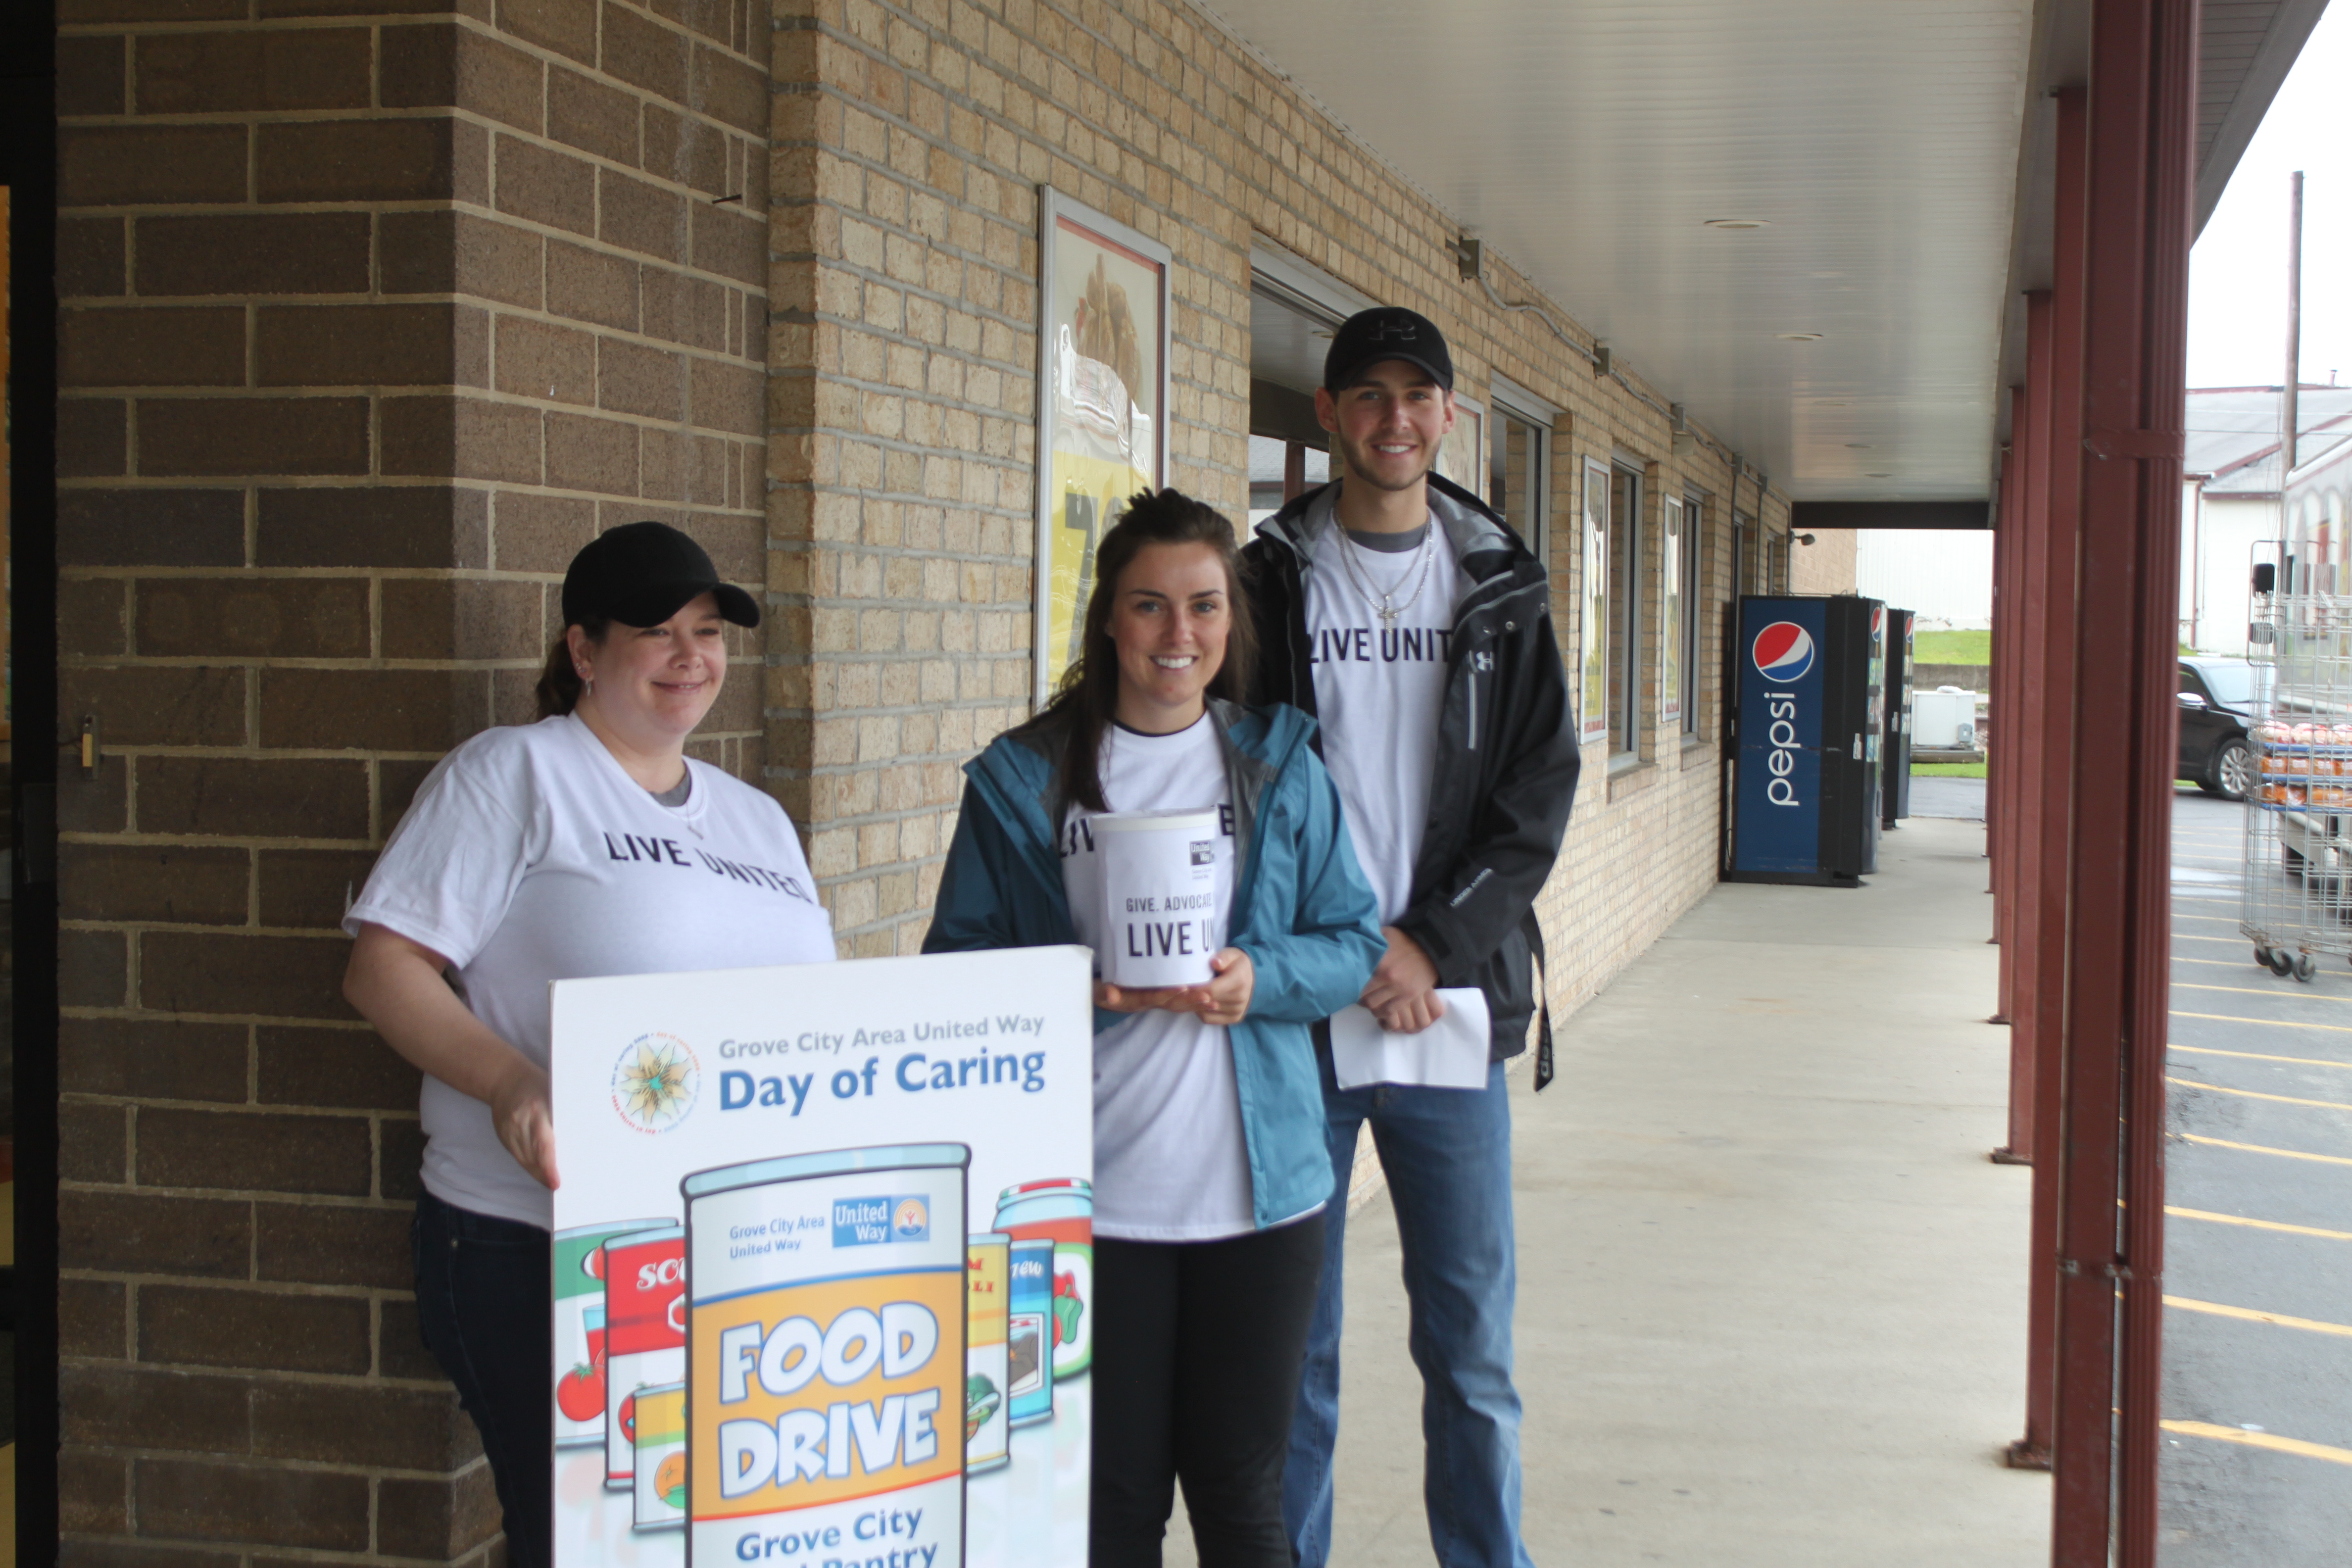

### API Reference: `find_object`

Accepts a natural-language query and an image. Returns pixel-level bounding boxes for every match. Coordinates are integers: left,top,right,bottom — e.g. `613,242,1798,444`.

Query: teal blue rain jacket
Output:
922,698,1384,1230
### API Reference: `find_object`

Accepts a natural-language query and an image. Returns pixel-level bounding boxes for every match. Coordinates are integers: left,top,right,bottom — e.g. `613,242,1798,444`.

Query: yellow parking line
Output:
2172,1043,2352,1071
2172,933,2251,943
2168,1076,2352,1112
2167,1205,2352,1242
2165,1295,2352,1340
2173,955,2273,968
2181,1133,2352,1167
2173,1011,2352,1035
2172,914,2245,923
2177,982,2352,1004
2161,1421,2352,1468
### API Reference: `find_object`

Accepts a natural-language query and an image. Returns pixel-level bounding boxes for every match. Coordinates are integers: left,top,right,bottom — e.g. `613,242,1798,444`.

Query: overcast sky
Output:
2188,5,2352,391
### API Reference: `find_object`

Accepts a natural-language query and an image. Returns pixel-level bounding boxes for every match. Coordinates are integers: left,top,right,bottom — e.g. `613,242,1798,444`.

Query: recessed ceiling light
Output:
1777,332,1824,342
1705,218,1772,230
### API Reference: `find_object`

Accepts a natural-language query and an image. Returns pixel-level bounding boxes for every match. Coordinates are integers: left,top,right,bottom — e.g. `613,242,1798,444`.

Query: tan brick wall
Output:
46,0,1795,1553
765,0,1791,1022
1790,525,1860,595
54,0,770,1554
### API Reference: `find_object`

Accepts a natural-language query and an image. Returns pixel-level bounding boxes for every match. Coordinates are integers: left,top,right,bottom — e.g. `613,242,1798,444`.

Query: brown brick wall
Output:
766,0,1790,998
55,0,772,1556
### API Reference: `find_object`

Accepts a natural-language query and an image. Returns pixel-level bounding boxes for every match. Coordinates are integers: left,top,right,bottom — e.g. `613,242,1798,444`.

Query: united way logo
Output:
610,1032,700,1134
1752,621,1816,683
833,1195,930,1246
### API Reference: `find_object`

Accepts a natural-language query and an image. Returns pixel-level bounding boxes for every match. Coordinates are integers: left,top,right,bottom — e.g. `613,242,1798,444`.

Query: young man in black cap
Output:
1247,307,1578,1568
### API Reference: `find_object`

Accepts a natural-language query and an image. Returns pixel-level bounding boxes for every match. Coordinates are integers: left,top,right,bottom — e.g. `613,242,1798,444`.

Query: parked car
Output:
2178,656,2262,799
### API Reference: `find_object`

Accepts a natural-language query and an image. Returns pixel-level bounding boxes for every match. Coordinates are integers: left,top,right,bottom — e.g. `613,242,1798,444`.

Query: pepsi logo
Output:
1753,622,1815,682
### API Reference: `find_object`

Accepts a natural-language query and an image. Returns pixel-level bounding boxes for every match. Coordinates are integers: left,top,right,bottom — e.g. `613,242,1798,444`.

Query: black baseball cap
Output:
562,521,761,629
1323,306,1454,392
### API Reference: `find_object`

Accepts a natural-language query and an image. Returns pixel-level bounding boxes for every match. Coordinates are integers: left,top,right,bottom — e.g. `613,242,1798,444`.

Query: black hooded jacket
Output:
1242,473,1581,1083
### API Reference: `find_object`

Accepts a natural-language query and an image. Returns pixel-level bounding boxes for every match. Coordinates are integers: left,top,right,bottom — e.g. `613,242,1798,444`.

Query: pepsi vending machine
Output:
1725,595,1886,886
1880,607,1915,827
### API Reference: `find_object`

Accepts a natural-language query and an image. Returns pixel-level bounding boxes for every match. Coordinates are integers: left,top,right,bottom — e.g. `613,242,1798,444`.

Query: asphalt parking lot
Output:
2161,787,2352,1563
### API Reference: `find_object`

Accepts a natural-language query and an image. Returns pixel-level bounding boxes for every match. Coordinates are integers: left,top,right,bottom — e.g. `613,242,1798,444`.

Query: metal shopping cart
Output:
2241,546,2352,982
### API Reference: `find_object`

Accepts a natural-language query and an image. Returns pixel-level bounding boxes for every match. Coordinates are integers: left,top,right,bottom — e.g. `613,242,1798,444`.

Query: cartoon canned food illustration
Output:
634,1380,689,1530
684,1143,970,1565
604,1224,687,1490
554,1217,666,1449
965,1233,1011,1472
1004,1237,1055,1428
992,1178,1093,1379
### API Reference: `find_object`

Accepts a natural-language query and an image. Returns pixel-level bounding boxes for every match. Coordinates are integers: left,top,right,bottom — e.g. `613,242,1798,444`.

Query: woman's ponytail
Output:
534,618,610,718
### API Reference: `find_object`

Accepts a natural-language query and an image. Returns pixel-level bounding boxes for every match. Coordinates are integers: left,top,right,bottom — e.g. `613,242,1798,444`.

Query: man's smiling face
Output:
1316,359,1457,494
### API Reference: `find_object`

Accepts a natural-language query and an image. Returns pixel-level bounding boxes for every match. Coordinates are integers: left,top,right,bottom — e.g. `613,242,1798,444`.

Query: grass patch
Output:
1913,629,1990,665
1912,761,1986,778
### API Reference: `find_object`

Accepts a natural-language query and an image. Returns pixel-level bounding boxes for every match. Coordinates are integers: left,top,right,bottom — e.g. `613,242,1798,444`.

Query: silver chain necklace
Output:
1332,522,1437,625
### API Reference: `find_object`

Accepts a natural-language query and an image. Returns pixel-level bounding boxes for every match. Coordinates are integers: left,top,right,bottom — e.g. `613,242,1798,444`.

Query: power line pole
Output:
2285,170,2304,475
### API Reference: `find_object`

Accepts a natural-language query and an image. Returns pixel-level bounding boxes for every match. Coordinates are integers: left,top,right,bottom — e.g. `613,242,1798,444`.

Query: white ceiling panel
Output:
1203,0,2037,500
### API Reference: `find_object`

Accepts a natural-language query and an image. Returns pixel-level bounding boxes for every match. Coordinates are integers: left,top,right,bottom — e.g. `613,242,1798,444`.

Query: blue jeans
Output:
1282,1052,1534,1568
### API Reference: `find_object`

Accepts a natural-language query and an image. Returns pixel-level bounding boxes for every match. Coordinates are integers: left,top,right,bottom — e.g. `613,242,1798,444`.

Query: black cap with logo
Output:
561,521,762,630
1323,306,1455,393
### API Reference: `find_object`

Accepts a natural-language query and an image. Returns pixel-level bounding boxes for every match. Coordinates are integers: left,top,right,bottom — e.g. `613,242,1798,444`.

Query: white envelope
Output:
1328,989,1493,1090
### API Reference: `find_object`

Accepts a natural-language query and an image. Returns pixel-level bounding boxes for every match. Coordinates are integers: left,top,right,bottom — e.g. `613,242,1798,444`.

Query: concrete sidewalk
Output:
1175,814,2049,1564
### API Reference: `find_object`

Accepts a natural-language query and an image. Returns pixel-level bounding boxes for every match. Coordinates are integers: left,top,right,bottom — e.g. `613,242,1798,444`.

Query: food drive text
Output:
714,1303,943,1499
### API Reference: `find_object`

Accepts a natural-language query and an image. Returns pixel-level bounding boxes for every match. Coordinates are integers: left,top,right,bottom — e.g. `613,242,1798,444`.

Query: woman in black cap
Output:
341,522,835,1566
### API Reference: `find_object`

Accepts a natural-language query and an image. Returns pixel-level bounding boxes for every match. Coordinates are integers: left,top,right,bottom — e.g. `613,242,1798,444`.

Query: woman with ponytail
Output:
925,490,1382,1567
341,522,834,1566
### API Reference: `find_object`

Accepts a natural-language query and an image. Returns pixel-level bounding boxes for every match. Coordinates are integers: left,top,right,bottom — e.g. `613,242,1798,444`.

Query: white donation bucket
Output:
1093,808,1224,987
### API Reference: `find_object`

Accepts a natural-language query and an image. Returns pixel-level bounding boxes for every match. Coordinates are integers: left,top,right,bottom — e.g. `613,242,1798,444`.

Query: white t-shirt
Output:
1305,510,1462,923
345,714,837,1227
1059,716,1257,1241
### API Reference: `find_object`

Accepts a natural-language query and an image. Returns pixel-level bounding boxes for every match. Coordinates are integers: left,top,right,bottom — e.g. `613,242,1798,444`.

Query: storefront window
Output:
1248,433,1329,528
1490,409,1546,563
1610,464,1643,757
1579,459,1611,747
1659,496,1684,733
1247,267,1349,530
1680,492,1704,733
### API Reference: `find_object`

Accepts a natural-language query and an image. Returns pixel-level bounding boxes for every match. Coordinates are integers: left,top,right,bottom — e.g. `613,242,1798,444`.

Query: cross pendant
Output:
1377,600,1400,625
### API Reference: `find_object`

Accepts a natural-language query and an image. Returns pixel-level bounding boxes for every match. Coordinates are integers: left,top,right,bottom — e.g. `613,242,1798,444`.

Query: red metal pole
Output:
2025,86,2089,1478
2117,1,2194,1557
1992,397,2032,1154
2050,3,2192,1563
1989,453,2017,1019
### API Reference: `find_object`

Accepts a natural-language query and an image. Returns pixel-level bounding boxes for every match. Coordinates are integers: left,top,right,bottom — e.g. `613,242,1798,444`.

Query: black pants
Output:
413,1190,550,1568
1092,1212,1327,1568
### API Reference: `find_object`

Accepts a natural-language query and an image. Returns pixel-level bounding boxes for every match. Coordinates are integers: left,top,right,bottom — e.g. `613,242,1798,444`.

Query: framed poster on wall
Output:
1435,392,1483,502
1579,458,1611,744
1033,188,1172,707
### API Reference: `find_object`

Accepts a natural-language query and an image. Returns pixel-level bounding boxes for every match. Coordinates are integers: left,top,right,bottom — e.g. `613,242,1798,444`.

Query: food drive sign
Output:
549,947,1095,1568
